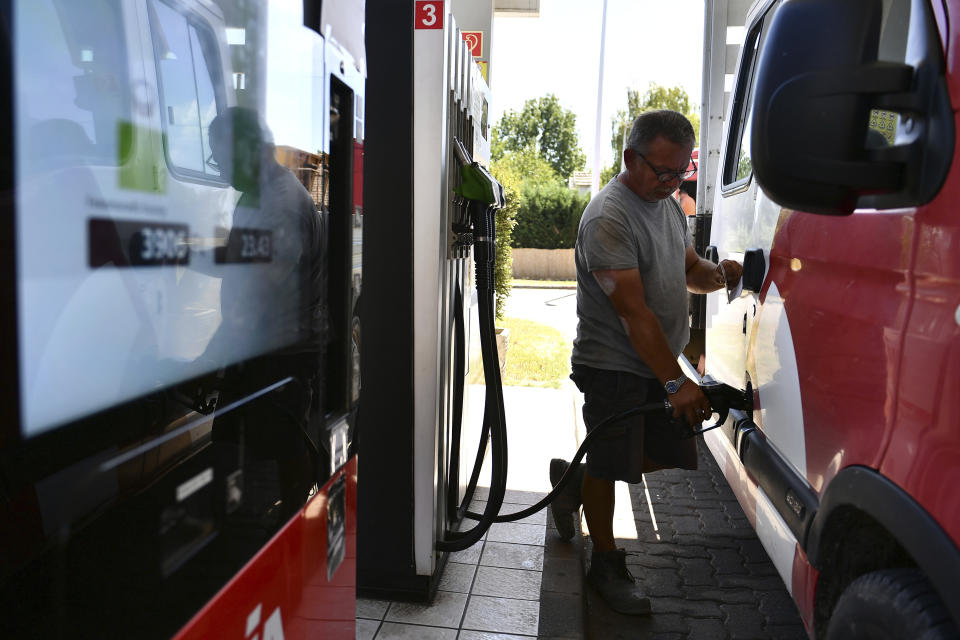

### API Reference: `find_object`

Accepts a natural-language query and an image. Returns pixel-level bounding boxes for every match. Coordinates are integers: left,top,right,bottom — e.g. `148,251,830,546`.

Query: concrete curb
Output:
511,284,576,290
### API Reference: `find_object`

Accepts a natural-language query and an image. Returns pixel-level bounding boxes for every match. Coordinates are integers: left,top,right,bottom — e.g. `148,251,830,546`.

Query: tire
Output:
825,569,958,640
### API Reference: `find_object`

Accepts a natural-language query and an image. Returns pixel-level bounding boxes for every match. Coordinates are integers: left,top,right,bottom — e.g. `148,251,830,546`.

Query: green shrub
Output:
511,182,591,249
493,181,517,319
489,157,528,320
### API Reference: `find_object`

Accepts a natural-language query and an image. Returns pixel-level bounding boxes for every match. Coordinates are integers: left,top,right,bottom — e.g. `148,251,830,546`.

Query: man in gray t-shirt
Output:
573,178,692,379
550,110,742,615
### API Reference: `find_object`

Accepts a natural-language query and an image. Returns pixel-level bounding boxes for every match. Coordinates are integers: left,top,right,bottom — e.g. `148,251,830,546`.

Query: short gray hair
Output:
626,110,695,154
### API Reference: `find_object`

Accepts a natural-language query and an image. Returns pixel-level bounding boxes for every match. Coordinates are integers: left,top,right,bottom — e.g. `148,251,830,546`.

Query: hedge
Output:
510,182,591,249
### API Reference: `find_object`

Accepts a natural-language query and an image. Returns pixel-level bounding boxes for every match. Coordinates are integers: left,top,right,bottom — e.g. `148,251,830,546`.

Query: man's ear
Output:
623,147,635,167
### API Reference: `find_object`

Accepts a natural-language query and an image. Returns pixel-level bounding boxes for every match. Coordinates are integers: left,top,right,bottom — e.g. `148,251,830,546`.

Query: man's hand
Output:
668,379,712,426
685,247,743,294
716,259,743,288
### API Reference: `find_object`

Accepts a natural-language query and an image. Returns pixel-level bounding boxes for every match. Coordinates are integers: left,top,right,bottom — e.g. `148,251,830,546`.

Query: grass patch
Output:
499,316,572,389
510,278,576,288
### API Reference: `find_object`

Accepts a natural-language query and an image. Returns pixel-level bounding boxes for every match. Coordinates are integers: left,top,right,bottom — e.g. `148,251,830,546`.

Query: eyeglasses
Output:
635,151,697,183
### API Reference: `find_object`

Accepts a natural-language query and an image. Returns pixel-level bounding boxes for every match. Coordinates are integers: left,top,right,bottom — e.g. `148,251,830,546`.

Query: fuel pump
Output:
357,2,498,599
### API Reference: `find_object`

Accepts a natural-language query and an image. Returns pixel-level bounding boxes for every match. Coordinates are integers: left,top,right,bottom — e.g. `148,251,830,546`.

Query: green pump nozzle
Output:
452,138,504,208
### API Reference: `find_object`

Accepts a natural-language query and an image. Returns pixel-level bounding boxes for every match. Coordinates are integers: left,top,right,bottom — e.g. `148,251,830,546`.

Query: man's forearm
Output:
622,306,684,385
686,257,723,294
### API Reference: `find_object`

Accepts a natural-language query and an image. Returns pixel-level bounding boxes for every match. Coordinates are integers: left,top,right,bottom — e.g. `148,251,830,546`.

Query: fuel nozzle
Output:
667,380,753,439
452,137,504,209
451,137,504,293
699,380,753,427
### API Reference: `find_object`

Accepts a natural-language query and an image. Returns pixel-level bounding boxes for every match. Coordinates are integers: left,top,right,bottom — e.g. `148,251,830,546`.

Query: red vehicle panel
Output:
175,458,357,640
881,118,960,549
763,209,913,493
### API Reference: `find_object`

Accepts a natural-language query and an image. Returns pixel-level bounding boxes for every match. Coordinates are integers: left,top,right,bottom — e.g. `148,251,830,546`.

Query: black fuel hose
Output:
437,203,508,552
461,402,666,523
447,365,721,529
446,283,466,518
438,196,720,545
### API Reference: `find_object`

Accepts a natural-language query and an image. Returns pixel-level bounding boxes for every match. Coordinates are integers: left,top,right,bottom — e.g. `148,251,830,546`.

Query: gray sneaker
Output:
549,458,584,541
587,549,652,615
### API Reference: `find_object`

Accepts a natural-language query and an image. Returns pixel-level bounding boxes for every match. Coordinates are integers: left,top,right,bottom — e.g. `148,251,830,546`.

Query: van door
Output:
706,0,784,434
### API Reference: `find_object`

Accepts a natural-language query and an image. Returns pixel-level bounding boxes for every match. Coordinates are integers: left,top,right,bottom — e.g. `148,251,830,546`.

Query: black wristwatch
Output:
664,373,687,395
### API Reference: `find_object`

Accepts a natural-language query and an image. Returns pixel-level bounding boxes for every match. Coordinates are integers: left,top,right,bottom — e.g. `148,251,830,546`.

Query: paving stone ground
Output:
579,443,810,640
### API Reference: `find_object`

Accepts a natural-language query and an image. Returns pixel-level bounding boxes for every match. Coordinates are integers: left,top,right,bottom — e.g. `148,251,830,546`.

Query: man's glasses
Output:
636,151,697,183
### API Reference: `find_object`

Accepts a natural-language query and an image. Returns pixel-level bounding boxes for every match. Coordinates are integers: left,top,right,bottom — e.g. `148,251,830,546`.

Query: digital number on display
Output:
89,218,190,267
214,226,273,264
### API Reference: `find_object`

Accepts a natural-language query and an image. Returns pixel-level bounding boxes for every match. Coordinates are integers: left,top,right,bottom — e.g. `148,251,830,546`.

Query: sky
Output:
488,0,705,172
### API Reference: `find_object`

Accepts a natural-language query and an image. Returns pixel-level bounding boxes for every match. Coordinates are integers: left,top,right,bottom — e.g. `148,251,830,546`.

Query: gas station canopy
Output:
494,0,539,17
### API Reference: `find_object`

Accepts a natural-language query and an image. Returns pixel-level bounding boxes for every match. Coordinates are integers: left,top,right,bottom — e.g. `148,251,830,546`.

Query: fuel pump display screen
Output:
88,218,191,268
214,227,274,264
13,0,325,438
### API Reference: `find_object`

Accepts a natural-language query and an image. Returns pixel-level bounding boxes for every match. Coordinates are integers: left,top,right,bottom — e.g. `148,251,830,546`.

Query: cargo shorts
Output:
571,364,698,483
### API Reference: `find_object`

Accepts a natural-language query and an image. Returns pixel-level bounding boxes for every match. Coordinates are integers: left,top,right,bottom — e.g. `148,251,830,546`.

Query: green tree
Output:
491,146,562,190
599,163,619,186
490,148,571,317
606,82,700,175
492,94,586,180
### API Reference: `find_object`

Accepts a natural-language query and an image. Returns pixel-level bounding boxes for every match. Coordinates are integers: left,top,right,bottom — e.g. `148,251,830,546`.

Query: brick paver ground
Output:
582,443,809,640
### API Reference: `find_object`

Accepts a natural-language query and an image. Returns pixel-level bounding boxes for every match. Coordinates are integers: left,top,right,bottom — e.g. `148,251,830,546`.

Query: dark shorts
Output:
571,364,698,483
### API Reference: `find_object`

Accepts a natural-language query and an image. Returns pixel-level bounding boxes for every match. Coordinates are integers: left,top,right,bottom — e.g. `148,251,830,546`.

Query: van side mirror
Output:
750,0,952,215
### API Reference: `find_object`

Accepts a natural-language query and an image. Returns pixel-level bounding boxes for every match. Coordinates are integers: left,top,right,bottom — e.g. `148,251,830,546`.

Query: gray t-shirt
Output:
571,178,692,379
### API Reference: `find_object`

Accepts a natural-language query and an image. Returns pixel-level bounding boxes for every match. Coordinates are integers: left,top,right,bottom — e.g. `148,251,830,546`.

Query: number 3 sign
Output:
415,1,443,29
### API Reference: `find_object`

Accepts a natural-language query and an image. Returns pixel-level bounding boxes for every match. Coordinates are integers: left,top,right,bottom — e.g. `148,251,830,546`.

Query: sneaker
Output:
587,549,652,615
549,458,584,541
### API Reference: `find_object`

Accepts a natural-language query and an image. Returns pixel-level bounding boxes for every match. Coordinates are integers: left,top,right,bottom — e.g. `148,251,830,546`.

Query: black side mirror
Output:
751,0,951,215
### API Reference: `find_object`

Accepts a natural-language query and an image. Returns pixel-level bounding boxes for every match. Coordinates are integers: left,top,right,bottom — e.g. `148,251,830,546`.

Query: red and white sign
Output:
415,1,443,29
461,31,483,57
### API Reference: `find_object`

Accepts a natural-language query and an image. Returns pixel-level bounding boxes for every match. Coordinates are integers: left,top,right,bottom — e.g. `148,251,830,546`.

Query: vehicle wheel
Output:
825,569,957,640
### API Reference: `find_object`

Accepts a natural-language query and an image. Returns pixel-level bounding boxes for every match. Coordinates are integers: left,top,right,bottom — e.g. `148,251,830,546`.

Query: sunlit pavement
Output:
580,444,808,639
503,287,578,343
